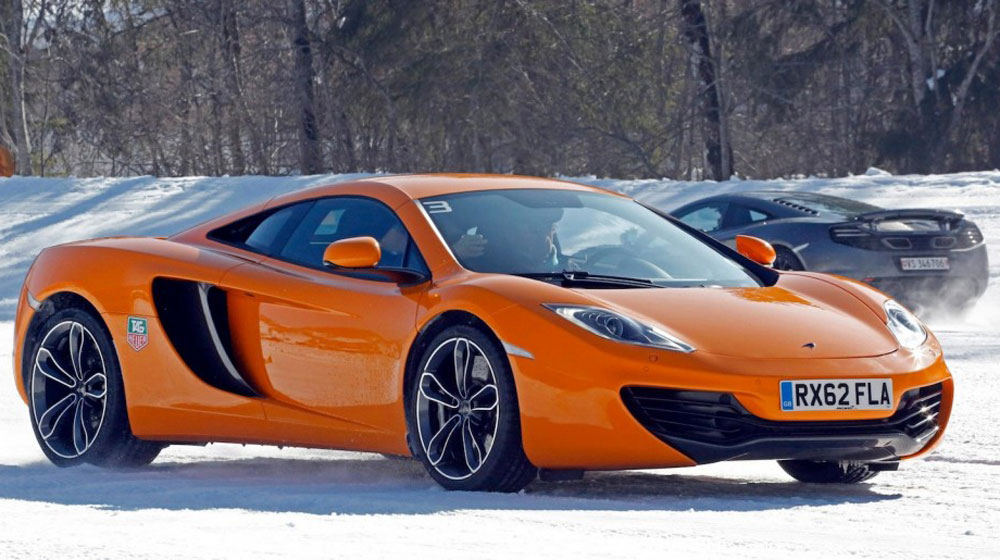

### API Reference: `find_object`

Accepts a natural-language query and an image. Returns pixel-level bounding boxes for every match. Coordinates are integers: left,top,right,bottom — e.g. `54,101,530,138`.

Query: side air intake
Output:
151,278,258,397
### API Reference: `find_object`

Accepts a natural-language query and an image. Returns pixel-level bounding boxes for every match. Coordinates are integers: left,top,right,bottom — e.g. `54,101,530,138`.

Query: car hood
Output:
580,278,898,359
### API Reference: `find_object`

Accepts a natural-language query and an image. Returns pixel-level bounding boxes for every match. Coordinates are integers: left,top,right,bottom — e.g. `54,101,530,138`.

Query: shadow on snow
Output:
0,455,900,515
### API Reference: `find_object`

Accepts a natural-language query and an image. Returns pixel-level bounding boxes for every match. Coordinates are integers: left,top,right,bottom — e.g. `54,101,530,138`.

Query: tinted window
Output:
725,204,771,229
209,202,309,255
677,203,726,233
278,197,426,272
245,205,302,253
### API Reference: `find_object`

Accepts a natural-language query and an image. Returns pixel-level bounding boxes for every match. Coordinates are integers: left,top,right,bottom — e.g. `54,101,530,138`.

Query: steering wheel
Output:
582,247,672,278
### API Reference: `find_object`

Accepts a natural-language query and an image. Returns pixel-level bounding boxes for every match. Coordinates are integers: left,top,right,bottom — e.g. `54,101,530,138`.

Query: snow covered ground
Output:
1,171,998,558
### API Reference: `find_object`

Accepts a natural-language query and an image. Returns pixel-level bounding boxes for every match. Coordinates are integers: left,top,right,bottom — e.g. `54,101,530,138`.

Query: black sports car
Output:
671,191,988,312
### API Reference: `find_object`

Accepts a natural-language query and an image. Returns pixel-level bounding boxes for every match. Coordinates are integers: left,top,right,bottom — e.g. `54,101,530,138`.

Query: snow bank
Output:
1,170,999,559
2,170,998,321
0,174,367,316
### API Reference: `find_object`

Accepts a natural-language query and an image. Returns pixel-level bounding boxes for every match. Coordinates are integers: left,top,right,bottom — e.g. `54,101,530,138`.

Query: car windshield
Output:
420,189,760,288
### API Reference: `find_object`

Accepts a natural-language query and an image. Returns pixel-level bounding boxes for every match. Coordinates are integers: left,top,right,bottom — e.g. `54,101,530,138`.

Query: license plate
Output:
780,379,893,411
900,256,949,271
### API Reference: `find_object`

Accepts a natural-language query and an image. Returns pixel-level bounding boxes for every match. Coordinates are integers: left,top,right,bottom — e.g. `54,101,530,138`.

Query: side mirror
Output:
735,235,776,267
323,236,381,268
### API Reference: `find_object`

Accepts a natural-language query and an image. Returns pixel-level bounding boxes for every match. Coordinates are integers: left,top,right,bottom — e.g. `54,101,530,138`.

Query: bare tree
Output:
876,0,1000,170
287,0,322,174
1,0,34,174
3,0,999,179
680,0,732,180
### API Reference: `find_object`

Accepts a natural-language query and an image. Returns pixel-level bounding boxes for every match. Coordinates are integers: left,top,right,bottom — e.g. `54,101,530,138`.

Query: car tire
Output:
27,307,164,468
773,246,805,271
407,324,537,492
778,460,879,483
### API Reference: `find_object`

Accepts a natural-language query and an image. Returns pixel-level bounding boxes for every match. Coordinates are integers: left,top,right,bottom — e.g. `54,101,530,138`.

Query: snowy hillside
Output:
1,171,998,558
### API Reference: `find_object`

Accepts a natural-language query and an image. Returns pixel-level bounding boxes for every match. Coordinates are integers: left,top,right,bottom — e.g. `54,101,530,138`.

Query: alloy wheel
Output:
30,321,109,459
773,248,804,271
415,337,500,480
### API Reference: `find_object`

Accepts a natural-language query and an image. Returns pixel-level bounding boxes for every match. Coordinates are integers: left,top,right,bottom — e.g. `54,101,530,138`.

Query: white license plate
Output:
780,379,893,411
900,256,950,271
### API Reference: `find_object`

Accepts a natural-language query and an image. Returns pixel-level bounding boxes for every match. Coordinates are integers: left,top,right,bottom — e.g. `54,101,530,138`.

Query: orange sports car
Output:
13,174,952,491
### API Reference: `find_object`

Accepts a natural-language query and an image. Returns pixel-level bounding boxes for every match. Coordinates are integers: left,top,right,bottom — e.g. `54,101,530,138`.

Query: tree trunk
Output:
220,0,246,175
679,0,732,181
3,0,32,175
287,0,322,174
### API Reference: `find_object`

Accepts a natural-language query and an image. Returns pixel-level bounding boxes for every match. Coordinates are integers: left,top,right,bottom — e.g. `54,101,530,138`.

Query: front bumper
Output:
497,306,953,470
622,382,946,464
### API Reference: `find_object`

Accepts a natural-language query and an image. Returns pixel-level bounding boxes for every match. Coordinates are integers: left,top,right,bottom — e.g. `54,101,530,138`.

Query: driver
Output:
505,207,563,272
453,206,567,273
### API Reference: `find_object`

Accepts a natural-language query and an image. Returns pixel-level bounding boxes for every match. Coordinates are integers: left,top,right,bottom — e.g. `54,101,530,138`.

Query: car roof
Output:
292,173,621,202
171,174,626,245
676,190,880,217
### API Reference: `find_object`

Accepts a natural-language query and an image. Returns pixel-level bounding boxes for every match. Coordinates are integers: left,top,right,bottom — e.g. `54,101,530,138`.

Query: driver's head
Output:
507,207,562,269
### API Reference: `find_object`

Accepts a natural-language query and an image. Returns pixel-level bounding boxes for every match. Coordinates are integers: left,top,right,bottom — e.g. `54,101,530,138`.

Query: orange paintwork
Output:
736,234,777,266
11,174,954,469
0,145,14,177
323,236,381,268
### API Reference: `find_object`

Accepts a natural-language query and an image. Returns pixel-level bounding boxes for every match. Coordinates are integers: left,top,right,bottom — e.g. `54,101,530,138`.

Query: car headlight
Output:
543,304,694,353
883,299,926,349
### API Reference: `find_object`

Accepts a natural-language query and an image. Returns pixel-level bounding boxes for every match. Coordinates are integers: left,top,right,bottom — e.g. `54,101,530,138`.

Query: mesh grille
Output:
622,383,942,447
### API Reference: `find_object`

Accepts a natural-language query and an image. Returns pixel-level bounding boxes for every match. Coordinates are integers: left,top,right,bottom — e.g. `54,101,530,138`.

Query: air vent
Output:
830,225,879,250
152,278,258,397
883,237,913,250
773,198,820,216
931,236,956,249
622,383,943,462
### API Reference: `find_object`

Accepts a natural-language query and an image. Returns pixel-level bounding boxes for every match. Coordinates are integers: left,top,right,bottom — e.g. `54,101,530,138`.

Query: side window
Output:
676,203,727,233
245,205,303,253
724,203,772,229
209,202,309,255
277,197,428,273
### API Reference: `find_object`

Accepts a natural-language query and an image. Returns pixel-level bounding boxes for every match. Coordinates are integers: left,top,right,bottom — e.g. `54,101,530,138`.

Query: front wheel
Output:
772,246,805,271
778,460,880,483
407,325,537,492
27,307,164,468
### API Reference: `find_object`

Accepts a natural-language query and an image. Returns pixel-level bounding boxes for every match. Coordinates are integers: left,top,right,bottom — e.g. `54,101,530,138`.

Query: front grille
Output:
622,383,943,448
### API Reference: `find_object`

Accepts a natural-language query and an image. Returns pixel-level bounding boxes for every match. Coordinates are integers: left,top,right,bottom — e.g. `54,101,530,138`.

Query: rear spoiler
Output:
851,209,965,224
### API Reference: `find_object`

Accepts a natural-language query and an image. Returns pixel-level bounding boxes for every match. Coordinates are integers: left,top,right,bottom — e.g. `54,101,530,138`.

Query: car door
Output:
219,196,430,438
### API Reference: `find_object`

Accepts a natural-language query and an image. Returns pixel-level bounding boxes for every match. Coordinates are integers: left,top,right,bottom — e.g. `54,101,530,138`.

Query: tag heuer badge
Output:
127,316,149,351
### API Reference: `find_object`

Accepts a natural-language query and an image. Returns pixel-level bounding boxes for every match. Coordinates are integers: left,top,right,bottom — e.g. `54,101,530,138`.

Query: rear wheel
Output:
778,460,879,483
27,307,164,468
772,246,805,271
407,325,537,492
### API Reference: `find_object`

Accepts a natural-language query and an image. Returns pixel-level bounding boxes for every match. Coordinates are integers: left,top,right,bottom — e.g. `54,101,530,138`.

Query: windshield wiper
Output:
513,270,661,289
